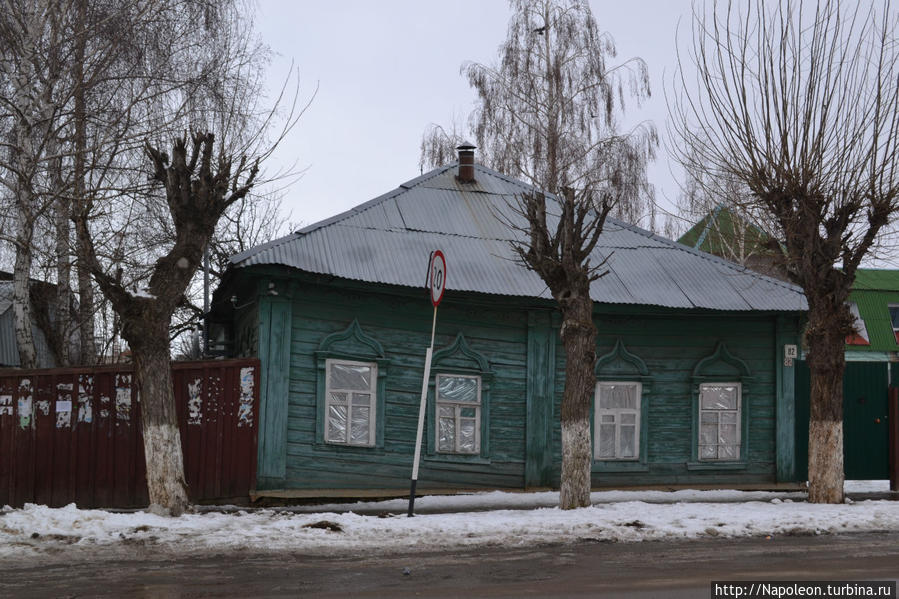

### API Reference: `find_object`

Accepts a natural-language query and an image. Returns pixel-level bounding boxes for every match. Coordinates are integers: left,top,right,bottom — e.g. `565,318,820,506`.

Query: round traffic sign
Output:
429,250,446,306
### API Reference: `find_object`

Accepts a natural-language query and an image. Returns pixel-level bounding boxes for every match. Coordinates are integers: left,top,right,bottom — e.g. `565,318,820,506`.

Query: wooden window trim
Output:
434,373,482,455
324,358,378,447
697,382,742,461
594,381,642,461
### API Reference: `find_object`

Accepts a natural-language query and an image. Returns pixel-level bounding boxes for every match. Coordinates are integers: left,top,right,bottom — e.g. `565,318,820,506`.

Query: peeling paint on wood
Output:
99,392,110,419
115,374,131,422
0,394,12,416
55,400,72,428
56,383,73,428
187,379,203,425
238,367,254,427
17,378,32,429
78,375,93,424
0,358,260,508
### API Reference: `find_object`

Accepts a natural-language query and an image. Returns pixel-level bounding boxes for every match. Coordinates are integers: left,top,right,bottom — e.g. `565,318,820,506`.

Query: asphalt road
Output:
1,531,898,598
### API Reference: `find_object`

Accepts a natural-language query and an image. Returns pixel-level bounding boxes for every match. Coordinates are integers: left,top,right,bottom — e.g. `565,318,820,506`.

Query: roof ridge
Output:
232,163,541,266
329,221,514,243
296,163,464,235
231,165,460,266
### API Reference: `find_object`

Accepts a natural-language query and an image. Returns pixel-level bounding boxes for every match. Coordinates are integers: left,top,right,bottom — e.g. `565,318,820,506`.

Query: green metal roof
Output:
851,269,899,291
847,269,899,353
677,205,771,256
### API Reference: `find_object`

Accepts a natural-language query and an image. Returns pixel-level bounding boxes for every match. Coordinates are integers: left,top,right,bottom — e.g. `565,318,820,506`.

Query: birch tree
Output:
0,0,73,367
1,0,306,512
424,0,656,509
675,156,787,280
671,0,899,503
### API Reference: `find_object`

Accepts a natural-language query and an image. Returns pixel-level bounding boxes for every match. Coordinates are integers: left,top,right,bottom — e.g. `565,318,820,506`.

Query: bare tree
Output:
674,154,788,280
421,0,657,224
0,0,75,367
75,132,259,515
429,0,656,509
1,0,307,512
671,0,899,503
511,188,610,509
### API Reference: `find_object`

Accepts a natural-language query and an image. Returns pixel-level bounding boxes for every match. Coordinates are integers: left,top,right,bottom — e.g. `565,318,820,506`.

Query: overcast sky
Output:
255,1,693,232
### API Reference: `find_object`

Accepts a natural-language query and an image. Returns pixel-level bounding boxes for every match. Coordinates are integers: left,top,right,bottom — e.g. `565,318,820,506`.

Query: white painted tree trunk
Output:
560,417,591,509
808,420,844,503
135,345,189,516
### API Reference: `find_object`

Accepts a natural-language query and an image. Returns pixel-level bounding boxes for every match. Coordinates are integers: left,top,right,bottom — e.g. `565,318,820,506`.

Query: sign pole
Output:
409,251,446,517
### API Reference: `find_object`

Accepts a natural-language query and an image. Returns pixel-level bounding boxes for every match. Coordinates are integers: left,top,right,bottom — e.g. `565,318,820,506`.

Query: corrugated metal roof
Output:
847,270,899,353
0,282,12,316
231,163,807,312
0,281,57,367
852,269,899,292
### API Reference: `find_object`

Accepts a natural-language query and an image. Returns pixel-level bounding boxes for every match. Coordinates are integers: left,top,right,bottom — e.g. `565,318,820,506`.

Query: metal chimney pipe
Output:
456,142,476,183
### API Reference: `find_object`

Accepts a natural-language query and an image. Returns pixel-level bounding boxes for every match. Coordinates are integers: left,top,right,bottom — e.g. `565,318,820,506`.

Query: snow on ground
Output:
0,482,895,562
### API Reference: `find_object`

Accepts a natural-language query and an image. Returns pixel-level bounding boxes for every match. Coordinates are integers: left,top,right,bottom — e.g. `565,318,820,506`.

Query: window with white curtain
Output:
698,383,741,460
595,382,641,460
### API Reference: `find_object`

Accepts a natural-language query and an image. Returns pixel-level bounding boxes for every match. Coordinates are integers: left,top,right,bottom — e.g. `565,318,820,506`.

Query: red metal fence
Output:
0,358,259,509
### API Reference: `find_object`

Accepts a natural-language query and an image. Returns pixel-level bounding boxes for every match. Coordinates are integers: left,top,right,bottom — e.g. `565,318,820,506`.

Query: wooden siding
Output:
544,313,786,486
275,283,530,491
246,274,800,492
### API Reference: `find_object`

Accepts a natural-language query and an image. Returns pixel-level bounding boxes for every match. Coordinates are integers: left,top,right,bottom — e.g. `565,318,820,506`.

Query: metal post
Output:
409,306,438,516
889,386,898,492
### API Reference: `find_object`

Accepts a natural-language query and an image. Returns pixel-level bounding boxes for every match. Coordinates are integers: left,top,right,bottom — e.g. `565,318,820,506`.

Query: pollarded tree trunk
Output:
805,301,846,504
514,188,609,510
127,312,189,515
75,132,258,515
558,291,597,509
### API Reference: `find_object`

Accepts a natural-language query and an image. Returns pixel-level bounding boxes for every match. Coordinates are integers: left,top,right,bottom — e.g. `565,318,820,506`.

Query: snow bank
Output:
1,483,896,561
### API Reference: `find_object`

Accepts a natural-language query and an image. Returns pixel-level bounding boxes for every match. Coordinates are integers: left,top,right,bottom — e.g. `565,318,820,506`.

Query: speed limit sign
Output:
429,250,446,306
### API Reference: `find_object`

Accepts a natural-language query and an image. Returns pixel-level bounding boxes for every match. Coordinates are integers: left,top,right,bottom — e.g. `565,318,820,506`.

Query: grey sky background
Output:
255,0,693,232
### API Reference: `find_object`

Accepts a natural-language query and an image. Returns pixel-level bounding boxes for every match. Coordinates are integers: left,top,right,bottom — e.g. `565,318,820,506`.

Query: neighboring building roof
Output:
846,269,899,354
0,284,11,316
0,281,51,367
231,163,807,312
677,205,788,281
677,205,766,254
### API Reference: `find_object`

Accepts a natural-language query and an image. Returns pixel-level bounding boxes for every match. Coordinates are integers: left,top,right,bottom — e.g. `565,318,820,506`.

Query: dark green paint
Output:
525,312,555,487
425,333,493,460
256,297,292,486
775,316,798,481
313,319,390,449
794,360,891,480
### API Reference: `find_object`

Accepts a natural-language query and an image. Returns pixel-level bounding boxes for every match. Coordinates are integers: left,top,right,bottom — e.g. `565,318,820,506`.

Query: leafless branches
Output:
421,0,657,225
670,0,899,503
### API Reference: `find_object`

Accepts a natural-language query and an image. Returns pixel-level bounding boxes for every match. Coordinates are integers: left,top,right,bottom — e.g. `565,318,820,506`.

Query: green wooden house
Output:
211,150,807,497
